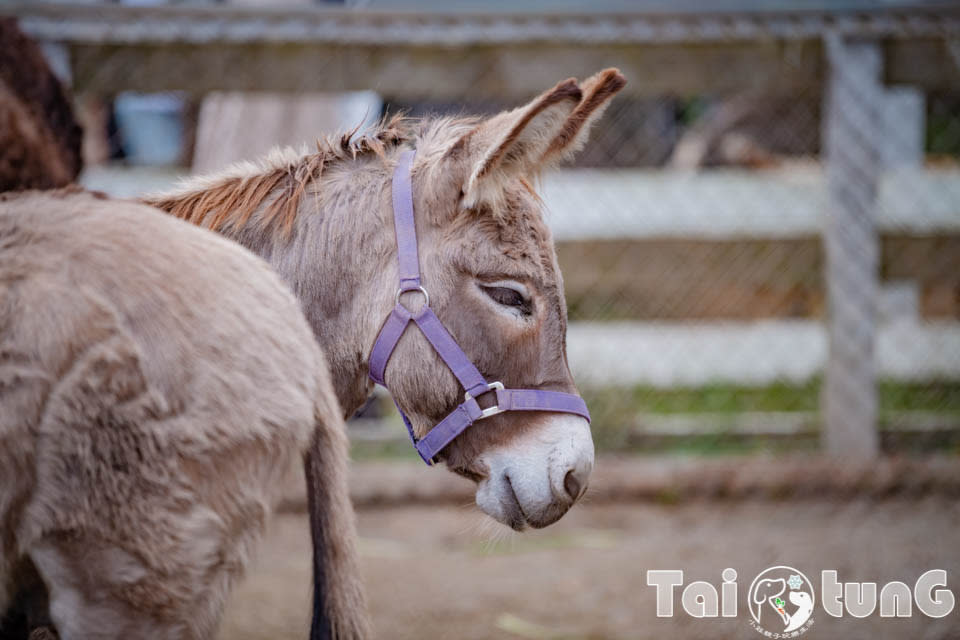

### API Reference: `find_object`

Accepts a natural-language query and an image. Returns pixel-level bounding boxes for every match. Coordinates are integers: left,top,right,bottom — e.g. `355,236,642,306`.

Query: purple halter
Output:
369,149,591,465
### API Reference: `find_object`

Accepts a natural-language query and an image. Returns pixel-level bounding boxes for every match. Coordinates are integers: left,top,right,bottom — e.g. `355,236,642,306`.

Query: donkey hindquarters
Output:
0,190,367,639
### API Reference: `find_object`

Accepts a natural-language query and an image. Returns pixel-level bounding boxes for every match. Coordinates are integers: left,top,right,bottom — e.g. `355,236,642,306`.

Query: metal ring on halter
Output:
395,285,429,310
464,381,505,419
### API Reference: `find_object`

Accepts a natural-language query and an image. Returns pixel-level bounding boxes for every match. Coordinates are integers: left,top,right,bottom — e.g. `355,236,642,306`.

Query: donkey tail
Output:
304,403,370,640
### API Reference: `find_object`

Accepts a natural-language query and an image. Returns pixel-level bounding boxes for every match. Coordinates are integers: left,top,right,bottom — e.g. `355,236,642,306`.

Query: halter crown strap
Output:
369,148,590,465
369,151,489,399
391,150,422,291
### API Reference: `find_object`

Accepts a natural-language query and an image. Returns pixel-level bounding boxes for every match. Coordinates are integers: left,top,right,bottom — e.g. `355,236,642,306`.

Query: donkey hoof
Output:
29,627,59,640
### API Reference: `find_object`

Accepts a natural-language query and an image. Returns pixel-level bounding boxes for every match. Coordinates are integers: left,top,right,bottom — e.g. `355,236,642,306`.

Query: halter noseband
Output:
369,149,590,465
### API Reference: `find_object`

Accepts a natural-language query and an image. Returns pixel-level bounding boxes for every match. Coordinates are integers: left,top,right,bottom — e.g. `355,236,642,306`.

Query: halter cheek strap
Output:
368,149,590,465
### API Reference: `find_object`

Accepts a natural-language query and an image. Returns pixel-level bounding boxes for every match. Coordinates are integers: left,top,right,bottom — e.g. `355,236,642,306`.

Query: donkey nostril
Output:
563,469,583,501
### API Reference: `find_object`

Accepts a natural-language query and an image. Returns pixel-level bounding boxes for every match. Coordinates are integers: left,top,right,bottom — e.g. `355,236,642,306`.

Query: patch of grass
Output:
583,378,960,418
583,378,960,454
879,380,960,413
582,379,823,416
631,434,821,457
349,438,424,461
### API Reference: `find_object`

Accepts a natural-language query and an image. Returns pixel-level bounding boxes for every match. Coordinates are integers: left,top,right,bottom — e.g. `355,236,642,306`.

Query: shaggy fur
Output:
156,114,408,238
0,19,82,191
0,189,367,639
146,69,626,481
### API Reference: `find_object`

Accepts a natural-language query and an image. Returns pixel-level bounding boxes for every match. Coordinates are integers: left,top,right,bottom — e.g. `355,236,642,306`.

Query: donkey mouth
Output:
498,472,573,531
502,474,529,532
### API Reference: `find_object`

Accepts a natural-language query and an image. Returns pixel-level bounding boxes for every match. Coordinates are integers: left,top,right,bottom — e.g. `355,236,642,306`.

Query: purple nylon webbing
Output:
392,150,421,291
414,397,484,461
369,307,411,386
369,148,590,465
413,308,489,398
368,307,489,398
496,388,590,418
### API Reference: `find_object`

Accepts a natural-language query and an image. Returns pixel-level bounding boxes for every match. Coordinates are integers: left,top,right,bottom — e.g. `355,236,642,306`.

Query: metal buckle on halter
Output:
395,285,429,311
464,381,505,419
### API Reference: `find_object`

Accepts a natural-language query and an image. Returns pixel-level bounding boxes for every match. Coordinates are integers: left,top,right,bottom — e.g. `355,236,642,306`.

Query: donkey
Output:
0,18,83,192
0,189,367,639
147,68,626,531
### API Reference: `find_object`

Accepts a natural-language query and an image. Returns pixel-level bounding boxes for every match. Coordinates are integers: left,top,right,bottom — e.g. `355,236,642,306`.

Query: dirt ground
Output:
220,493,960,640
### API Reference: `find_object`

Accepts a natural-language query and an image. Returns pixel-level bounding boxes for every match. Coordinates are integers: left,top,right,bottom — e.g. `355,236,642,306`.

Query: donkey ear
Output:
540,68,627,165
449,78,582,209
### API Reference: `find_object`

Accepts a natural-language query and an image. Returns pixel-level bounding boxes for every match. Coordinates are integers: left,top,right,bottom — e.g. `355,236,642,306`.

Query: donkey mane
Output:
146,113,485,237
147,113,413,236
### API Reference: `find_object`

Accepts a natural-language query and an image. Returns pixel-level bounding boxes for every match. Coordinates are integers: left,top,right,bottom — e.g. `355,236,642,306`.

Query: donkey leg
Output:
28,531,238,640
0,350,47,636
0,557,54,640
30,539,175,640
25,448,278,640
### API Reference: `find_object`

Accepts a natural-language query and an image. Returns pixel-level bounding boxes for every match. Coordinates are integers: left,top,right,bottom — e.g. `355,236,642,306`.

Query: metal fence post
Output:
821,34,882,457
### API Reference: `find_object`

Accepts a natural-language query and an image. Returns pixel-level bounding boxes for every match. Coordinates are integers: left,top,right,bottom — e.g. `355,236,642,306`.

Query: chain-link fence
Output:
16,0,958,460
6,3,960,640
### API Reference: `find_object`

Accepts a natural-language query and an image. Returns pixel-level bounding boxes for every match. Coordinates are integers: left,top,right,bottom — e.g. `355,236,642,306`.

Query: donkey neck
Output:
180,156,399,418
282,160,399,417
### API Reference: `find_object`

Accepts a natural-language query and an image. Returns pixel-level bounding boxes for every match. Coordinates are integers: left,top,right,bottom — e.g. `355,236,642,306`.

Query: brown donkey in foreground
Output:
149,68,625,534
0,190,366,639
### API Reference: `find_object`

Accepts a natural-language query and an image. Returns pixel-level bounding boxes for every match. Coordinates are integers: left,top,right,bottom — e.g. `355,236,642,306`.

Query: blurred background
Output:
3,0,960,638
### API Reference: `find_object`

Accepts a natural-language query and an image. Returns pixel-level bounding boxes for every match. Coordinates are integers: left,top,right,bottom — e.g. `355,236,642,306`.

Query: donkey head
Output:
383,69,626,530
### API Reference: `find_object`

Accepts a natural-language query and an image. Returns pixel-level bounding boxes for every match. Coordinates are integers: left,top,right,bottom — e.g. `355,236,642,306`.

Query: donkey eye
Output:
481,284,532,315
487,287,524,307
